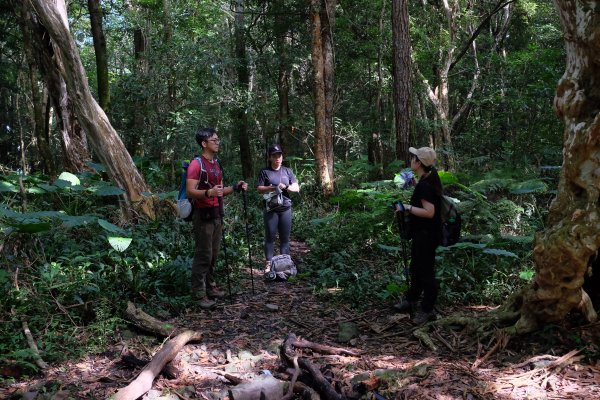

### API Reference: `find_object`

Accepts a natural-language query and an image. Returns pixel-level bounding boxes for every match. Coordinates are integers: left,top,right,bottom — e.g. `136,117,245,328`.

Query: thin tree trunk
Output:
130,26,147,157
391,0,411,164
516,0,600,333
29,0,155,219
87,0,110,112
321,0,336,185
233,0,253,179
373,0,386,175
274,0,291,149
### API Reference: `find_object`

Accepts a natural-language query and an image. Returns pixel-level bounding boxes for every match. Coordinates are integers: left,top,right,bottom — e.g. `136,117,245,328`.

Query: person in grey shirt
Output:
256,144,300,272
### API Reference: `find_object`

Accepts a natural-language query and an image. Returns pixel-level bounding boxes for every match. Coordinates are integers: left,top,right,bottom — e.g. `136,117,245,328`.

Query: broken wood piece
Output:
292,337,361,356
125,301,177,337
111,329,202,400
281,333,344,400
21,320,48,370
578,289,597,323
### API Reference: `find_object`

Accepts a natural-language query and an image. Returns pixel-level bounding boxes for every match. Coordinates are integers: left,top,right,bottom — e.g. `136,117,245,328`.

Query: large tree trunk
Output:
87,0,110,113
515,0,600,333
29,0,155,219
16,1,56,178
233,0,254,180
310,0,335,196
19,0,91,174
310,0,331,196
391,0,411,164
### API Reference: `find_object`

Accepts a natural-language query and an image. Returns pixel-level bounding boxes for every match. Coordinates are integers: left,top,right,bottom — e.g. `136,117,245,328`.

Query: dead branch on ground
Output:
112,330,202,400
280,333,346,400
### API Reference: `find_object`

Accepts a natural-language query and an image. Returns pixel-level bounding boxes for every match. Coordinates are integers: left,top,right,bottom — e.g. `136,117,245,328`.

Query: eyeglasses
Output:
206,139,220,144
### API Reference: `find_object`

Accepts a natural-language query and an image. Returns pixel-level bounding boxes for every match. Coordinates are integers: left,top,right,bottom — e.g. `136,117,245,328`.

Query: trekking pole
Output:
395,208,411,287
242,190,255,295
221,227,233,304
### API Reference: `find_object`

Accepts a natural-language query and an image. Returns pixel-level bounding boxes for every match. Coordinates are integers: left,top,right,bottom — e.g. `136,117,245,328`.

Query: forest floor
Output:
2,241,600,400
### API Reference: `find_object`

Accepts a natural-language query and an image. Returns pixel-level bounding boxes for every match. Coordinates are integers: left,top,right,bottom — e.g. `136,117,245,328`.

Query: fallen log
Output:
111,330,202,400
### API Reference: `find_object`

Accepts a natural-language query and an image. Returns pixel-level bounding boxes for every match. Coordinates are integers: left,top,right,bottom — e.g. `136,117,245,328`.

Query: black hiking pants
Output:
405,231,439,313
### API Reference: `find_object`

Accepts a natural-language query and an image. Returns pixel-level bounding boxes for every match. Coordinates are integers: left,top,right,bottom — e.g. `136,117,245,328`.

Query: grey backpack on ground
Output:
264,254,297,281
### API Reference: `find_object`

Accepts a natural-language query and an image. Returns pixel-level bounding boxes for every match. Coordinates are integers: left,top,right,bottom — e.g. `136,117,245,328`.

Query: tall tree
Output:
233,0,254,179
29,0,154,219
87,0,110,112
17,0,91,174
273,0,291,149
129,7,148,157
391,0,411,164
310,0,336,196
15,0,56,178
415,0,512,169
514,0,599,333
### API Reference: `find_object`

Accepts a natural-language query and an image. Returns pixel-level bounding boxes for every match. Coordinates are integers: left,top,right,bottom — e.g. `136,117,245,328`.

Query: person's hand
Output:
278,182,287,190
212,185,224,197
402,204,412,213
237,181,248,192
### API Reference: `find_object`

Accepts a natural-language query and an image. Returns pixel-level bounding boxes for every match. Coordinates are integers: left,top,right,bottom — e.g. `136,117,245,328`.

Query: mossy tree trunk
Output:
515,0,600,333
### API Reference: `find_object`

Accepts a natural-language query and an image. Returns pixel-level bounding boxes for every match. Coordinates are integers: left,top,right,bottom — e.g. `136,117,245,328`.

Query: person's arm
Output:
223,181,248,196
256,169,278,194
284,182,300,192
257,184,279,194
402,199,435,219
274,168,300,192
186,178,215,199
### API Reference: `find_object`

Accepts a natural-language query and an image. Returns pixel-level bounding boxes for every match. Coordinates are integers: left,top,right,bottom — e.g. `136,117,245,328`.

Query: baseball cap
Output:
268,144,283,155
409,147,436,167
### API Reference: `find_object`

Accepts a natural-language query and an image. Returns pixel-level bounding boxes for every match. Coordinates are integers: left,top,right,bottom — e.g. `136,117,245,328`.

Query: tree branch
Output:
449,0,516,71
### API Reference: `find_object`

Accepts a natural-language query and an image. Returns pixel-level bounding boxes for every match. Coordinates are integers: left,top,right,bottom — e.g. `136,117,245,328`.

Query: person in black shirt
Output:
394,146,442,325
256,144,300,272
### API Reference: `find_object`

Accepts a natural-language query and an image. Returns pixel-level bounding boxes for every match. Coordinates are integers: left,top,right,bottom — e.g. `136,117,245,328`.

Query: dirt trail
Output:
2,241,599,399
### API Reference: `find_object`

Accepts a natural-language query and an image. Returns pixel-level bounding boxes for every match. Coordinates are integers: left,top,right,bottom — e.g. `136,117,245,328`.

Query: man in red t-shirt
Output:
186,128,248,309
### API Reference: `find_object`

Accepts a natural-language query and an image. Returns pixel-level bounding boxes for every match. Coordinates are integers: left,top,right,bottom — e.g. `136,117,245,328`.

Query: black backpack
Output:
440,195,461,246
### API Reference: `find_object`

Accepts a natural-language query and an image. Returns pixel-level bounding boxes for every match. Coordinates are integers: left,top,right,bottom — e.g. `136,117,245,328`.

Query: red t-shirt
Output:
187,156,222,208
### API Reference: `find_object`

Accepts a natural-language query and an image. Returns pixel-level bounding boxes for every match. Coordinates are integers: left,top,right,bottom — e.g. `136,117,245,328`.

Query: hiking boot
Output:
412,311,436,325
198,296,216,309
393,300,416,313
207,287,226,299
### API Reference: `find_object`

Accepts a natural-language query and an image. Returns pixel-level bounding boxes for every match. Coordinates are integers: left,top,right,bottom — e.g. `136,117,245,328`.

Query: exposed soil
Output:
2,241,599,399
